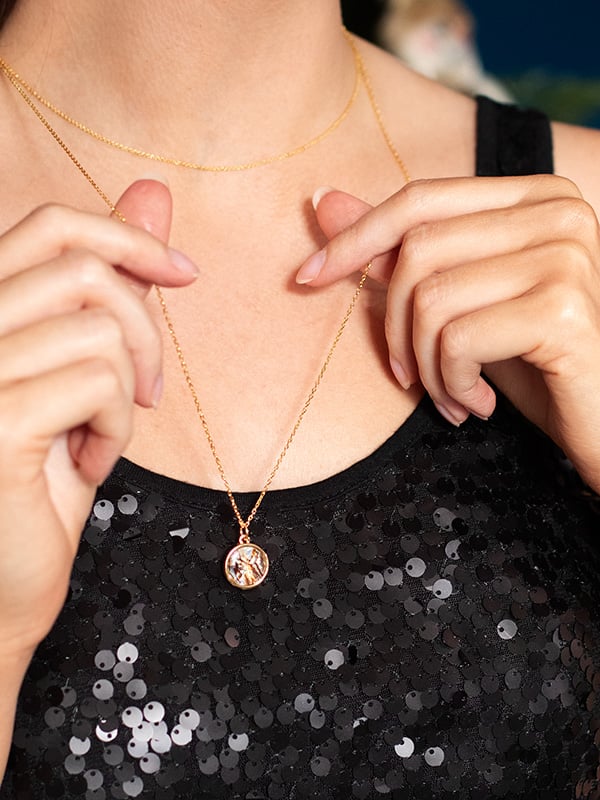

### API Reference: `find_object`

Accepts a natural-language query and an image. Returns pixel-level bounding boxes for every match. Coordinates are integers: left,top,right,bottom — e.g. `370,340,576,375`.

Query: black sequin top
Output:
4,99,600,800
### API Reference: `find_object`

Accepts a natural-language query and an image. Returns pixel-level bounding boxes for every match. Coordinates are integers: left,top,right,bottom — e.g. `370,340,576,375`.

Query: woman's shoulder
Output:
357,35,476,179
553,121,600,213
361,34,600,213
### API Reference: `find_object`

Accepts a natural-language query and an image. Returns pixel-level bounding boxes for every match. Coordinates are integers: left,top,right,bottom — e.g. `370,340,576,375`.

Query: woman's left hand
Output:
297,175,600,492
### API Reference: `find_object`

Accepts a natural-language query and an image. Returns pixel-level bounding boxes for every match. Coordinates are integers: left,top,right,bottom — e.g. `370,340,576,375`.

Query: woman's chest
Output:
123,273,420,493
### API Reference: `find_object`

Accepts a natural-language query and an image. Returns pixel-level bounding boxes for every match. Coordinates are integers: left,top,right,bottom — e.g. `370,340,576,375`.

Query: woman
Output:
1,1,600,797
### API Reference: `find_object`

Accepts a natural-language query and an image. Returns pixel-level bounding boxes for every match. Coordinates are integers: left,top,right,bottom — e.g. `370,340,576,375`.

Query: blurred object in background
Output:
341,0,600,125
503,72,600,127
377,0,512,102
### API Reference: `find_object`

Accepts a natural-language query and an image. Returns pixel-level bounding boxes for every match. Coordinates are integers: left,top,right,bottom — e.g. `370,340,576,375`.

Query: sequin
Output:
93,500,114,520
84,769,104,791
127,738,148,759
170,725,192,746
139,753,161,775
94,650,116,671
424,747,445,767
113,661,135,682
395,738,416,758
69,736,91,756
95,724,118,743
117,643,139,664
122,776,144,797
323,648,344,671
405,557,426,578
431,578,453,599
122,707,143,728
497,619,518,640
143,702,165,723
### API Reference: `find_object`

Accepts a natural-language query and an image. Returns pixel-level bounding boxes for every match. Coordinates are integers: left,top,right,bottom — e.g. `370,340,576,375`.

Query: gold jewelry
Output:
157,263,373,589
0,29,366,173
0,34,409,589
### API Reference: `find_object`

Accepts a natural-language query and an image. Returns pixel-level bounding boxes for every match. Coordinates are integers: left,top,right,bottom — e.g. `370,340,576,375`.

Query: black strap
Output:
476,95,553,177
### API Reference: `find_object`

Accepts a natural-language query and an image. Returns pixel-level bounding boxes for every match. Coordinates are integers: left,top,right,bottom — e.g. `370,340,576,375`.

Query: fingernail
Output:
312,186,335,210
139,171,170,187
168,247,199,277
152,374,164,409
434,401,469,427
469,409,489,421
296,249,326,284
389,358,412,391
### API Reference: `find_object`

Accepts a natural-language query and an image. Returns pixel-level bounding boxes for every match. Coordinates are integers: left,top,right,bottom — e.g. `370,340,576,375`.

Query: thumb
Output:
297,188,398,286
113,177,174,295
115,177,172,242
313,187,371,239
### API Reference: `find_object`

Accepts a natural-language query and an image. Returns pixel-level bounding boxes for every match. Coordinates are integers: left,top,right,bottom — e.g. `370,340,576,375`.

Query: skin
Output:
0,0,600,781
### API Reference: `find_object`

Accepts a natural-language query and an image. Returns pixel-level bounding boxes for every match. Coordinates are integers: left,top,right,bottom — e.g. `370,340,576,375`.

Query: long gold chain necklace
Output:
0,32,409,590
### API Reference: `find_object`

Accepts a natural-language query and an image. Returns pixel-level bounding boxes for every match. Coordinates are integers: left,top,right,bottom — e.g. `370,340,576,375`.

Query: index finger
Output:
297,175,579,287
0,203,197,287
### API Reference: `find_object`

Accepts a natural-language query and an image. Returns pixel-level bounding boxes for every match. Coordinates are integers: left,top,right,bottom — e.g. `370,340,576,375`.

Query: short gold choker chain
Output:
0,29,373,174
1,33,409,589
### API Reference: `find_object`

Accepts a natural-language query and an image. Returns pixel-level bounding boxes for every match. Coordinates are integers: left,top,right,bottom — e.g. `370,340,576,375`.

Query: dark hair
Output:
341,0,387,43
0,0,17,28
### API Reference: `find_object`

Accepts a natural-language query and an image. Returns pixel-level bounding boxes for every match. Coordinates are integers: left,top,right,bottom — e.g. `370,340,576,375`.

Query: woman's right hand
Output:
0,179,197,660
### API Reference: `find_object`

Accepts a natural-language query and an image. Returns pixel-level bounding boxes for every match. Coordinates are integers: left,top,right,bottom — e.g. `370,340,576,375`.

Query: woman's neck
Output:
0,1,352,164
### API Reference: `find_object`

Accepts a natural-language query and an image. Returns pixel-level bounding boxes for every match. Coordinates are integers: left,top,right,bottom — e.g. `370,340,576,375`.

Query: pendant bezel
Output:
224,542,270,590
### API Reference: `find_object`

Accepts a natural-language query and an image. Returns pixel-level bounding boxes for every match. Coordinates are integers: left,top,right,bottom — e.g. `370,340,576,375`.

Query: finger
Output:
0,251,162,407
390,244,562,392
0,187,197,287
309,189,596,289
297,175,582,287
435,271,596,420
112,178,176,295
0,358,133,488
312,188,369,235
0,309,135,404
309,189,398,284
116,178,173,242
437,294,550,419
389,196,599,291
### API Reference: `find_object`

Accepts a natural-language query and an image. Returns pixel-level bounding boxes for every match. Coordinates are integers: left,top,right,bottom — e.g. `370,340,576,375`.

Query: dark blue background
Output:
464,0,600,76
341,0,600,124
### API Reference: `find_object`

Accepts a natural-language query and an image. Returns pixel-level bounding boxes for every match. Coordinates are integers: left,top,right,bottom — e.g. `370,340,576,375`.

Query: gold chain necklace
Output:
0,34,409,590
0,29,368,173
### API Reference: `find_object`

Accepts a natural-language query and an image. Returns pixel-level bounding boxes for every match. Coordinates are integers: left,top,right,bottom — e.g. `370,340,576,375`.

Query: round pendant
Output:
224,542,269,590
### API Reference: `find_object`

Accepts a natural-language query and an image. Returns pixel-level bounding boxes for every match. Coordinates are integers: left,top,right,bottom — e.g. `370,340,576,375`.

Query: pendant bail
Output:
239,523,251,545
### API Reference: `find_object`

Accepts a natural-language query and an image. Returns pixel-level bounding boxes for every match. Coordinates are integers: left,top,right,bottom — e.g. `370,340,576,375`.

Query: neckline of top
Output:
112,395,440,511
